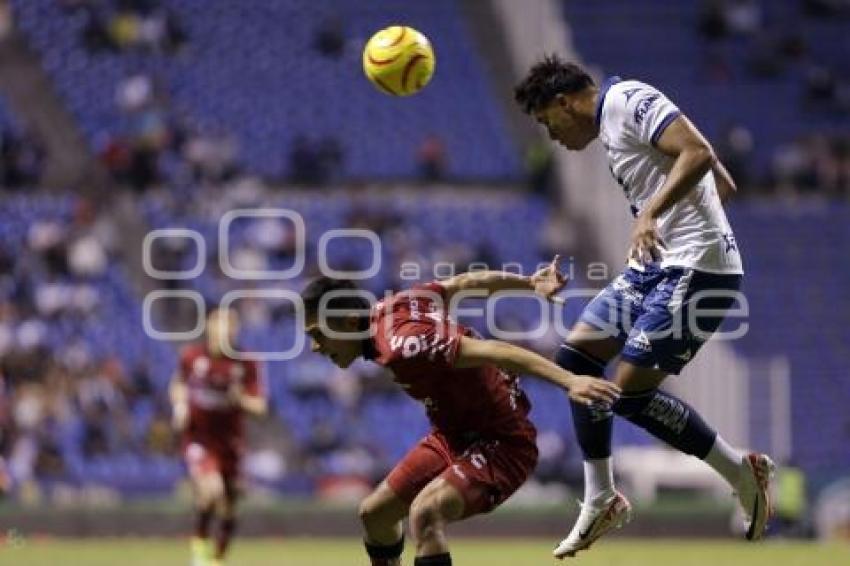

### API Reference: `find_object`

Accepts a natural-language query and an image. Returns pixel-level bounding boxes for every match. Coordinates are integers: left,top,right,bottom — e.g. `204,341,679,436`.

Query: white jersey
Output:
597,77,743,274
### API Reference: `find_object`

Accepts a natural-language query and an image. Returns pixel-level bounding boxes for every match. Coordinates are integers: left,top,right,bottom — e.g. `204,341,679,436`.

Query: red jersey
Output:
178,344,264,456
366,282,532,443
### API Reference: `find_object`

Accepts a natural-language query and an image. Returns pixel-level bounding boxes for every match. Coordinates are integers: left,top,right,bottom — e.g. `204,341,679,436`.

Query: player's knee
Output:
196,475,225,508
409,497,443,541
358,494,390,531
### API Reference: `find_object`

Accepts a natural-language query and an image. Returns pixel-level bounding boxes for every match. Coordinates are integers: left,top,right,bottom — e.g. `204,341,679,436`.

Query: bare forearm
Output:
468,339,576,390
169,378,187,406
645,147,714,219
711,159,737,203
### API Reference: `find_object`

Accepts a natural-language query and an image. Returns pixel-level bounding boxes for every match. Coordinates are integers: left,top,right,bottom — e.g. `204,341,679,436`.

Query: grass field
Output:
0,537,845,565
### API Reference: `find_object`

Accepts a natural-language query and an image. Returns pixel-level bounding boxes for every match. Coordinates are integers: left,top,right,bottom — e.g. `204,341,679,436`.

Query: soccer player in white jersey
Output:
514,55,775,558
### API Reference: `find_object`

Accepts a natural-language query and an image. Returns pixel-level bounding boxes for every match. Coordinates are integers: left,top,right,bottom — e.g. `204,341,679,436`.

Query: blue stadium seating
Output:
564,0,850,177
12,0,522,180
728,201,850,482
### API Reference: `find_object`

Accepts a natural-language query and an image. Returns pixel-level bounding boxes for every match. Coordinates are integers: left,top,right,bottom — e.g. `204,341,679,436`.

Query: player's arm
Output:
632,115,726,261
439,255,567,303
711,158,738,203
454,336,620,406
231,390,268,416
168,372,189,431
229,361,268,417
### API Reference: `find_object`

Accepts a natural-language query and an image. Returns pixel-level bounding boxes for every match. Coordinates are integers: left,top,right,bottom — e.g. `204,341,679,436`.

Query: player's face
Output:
534,97,595,150
304,314,361,369
207,308,239,355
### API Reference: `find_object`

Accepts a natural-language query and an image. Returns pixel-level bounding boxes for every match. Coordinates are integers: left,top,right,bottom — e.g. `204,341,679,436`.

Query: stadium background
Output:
0,0,847,563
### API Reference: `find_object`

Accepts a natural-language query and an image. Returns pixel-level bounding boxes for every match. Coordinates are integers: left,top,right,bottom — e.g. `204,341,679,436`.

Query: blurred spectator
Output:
805,65,838,104
0,0,13,41
289,135,322,184
416,135,447,181
288,135,344,184
769,134,849,197
717,124,755,189
314,16,345,59
317,136,344,182
183,128,238,184
0,128,45,189
525,141,556,198
699,0,762,40
803,0,850,18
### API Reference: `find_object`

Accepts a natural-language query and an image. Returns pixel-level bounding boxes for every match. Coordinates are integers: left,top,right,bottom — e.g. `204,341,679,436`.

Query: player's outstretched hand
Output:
629,213,664,264
531,254,568,300
567,375,621,407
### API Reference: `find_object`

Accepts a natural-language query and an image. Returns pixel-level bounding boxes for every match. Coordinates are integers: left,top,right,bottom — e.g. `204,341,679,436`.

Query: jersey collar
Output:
595,76,622,127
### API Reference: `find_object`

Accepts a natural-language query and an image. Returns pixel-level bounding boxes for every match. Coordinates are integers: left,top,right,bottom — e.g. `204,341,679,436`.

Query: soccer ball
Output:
362,25,435,96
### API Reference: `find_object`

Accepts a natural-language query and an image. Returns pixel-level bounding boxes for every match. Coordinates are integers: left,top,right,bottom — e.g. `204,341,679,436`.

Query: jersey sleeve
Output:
613,82,682,147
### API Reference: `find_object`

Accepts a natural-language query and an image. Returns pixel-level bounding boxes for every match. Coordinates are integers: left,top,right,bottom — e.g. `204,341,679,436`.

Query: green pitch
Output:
1,538,844,565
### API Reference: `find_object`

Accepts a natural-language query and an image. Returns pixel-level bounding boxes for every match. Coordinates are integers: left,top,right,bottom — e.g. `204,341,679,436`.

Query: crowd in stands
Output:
694,0,849,196
0,197,182,502
0,0,848,504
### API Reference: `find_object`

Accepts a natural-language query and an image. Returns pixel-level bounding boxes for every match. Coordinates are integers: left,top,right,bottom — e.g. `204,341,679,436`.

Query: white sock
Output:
704,435,745,488
583,457,615,505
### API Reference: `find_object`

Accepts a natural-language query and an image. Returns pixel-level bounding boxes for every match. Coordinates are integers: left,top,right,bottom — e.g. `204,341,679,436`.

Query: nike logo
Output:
578,515,602,540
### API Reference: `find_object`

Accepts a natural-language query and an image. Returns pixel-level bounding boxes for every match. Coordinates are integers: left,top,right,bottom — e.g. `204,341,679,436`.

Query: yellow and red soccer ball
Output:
362,25,436,96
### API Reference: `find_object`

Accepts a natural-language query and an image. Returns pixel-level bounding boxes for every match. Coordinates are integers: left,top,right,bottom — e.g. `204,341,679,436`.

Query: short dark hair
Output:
300,276,372,319
514,54,594,114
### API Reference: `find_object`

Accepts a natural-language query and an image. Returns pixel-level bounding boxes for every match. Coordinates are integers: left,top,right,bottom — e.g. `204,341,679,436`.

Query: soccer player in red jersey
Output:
300,257,620,566
170,307,267,566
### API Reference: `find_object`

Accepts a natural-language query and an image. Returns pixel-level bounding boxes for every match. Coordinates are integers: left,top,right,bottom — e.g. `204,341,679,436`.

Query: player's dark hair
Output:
300,276,372,326
514,54,595,114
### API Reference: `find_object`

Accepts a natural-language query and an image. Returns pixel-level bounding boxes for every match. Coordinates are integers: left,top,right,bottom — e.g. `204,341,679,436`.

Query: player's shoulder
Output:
405,281,448,300
605,79,669,116
180,342,206,361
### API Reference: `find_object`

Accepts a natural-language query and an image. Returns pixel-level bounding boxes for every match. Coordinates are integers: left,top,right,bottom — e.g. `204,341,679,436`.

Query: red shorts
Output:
183,441,241,498
386,428,538,518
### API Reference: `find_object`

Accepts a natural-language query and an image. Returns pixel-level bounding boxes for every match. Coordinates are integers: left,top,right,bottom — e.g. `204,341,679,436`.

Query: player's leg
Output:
410,433,538,564
210,472,240,566
556,322,622,505
185,443,225,566
408,478,465,563
360,434,451,566
613,268,774,540
358,481,410,566
553,268,664,559
611,360,774,539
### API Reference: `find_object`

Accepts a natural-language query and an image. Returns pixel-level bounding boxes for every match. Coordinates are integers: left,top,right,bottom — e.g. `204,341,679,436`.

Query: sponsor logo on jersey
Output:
634,93,660,125
623,87,643,102
613,275,645,304
627,330,652,353
389,334,454,361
